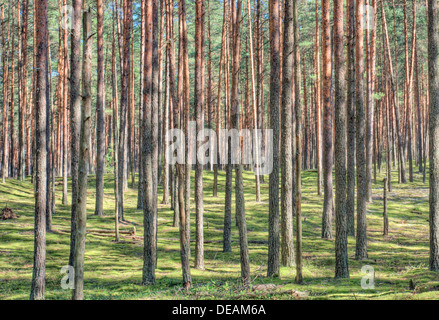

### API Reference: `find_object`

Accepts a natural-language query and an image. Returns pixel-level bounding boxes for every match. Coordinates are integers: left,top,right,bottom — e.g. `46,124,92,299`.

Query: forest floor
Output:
1,167,439,300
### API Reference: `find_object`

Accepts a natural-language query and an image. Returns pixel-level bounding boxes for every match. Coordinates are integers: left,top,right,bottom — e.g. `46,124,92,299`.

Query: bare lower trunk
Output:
72,11,92,300
267,0,280,278
194,0,205,270
30,0,48,299
355,0,368,260
280,0,294,267
321,0,333,240
346,0,356,237
95,0,105,217
428,0,439,271
334,0,349,278
68,0,83,268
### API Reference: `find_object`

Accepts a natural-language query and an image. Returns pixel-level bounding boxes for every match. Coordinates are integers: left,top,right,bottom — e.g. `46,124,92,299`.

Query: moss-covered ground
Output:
1,168,438,300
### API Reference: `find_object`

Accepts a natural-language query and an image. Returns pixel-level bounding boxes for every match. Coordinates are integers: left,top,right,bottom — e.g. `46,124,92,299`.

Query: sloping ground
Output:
0,168,438,300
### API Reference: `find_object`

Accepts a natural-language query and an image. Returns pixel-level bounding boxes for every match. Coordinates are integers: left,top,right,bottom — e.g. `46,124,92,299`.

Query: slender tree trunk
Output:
256,0,265,184
161,4,169,204
1,5,10,183
142,0,156,285
18,0,28,181
152,0,160,271
213,3,227,198
403,0,415,183
167,0,191,289
129,27,135,190
95,0,105,216
302,60,309,171
315,0,323,196
72,9,92,300
118,0,133,221
181,0,191,275
293,0,303,284
247,0,261,202
112,0,120,242
355,0,368,260
334,0,349,278
267,0,281,278
230,0,250,287
62,0,68,205
161,55,169,205
223,0,233,253
384,45,393,192
138,0,146,210
280,0,294,267
194,0,205,270
346,0,356,237
428,0,439,271
68,0,83,268
365,0,376,202
383,178,389,235
416,45,423,174
407,0,417,182
9,3,16,179
46,36,53,232
321,0,333,239
30,0,48,300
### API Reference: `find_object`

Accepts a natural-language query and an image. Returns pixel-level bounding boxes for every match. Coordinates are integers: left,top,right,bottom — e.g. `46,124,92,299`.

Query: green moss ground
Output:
1,167,439,300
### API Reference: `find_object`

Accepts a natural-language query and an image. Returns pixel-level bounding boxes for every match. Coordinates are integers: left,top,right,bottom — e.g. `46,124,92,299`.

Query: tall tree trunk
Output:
138,0,146,209
416,44,423,174
315,0,323,196
230,0,250,287
151,0,159,271
142,0,156,285
385,52,393,192
321,0,333,240
161,10,169,205
167,0,191,290
293,0,303,284
118,0,133,221
268,0,281,278
223,0,233,253
280,0,294,268
403,0,414,183
334,0,349,278
213,1,227,198
55,0,63,183
95,0,105,216
72,9,92,300
112,0,120,242
9,3,16,179
1,4,10,183
30,0,48,300
355,0,368,260
428,0,439,271
181,0,191,275
46,36,52,232
407,0,417,182
365,0,376,202
18,0,28,181
346,0,356,237
62,0,68,205
68,0,83,268
194,0,205,270
256,0,265,184
246,0,261,202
